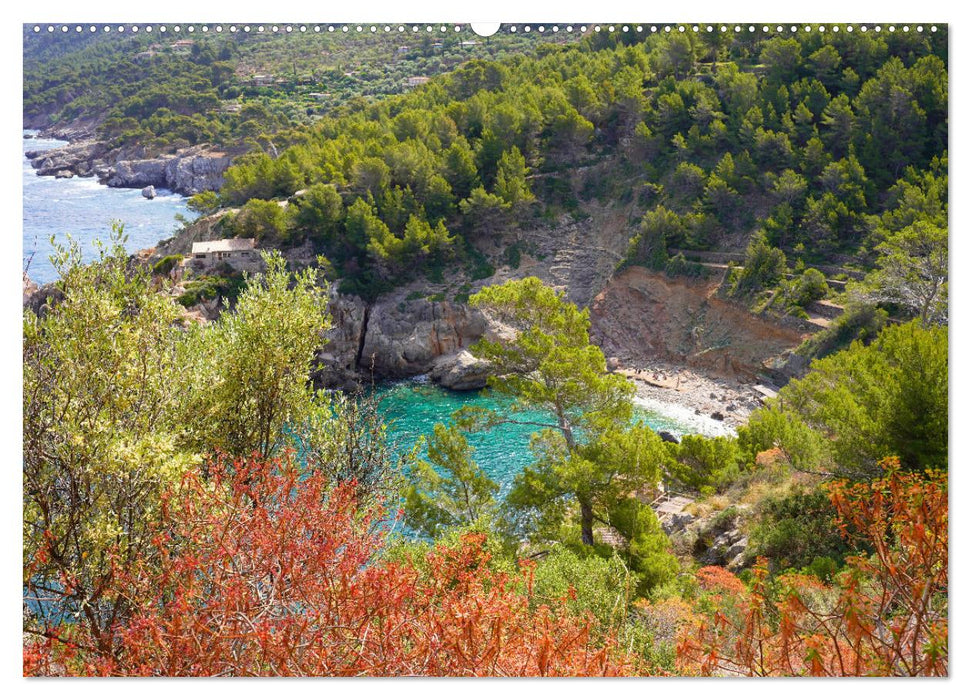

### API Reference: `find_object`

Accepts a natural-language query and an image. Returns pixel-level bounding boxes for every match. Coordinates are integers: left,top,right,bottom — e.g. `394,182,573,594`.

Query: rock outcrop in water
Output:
26,139,232,196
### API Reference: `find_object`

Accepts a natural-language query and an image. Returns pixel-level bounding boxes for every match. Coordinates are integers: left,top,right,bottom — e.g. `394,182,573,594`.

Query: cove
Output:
373,378,727,495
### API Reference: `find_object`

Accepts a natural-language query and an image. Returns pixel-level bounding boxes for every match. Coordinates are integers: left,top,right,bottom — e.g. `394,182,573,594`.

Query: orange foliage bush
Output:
677,458,947,676
24,455,638,677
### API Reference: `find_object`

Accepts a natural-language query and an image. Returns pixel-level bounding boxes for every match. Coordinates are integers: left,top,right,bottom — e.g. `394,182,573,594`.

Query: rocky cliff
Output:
589,267,808,382
26,140,232,195
314,293,498,392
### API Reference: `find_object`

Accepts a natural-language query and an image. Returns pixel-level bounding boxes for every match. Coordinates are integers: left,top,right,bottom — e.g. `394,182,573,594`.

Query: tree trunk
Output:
580,497,594,546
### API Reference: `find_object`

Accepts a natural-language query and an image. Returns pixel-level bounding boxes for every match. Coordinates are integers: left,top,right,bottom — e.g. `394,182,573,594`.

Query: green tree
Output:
732,232,787,297
493,146,534,206
230,199,290,244
606,498,679,593
462,279,664,549
750,487,853,574
186,190,221,217
23,227,193,649
443,139,480,199
179,251,331,459
784,268,830,310
459,186,510,236
808,45,843,89
292,183,344,244
650,33,697,80
531,546,637,629
760,38,803,85
352,157,392,198
864,220,948,326
664,434,742,495
403,423,499,538
367,213,454,272
628,206,685,269
771,320,947,476
344,197,392,250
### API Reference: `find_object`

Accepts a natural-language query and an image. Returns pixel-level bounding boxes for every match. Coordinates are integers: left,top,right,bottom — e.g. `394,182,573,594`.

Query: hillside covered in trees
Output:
24,25,579,153
162,25,947,334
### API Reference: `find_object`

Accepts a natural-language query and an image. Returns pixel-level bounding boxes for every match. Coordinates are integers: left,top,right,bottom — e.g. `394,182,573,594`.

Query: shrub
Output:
789,268,829,308
749,487,853,574
25,456,640,677
152,254,183,277
732,231,787,298
664,435,742,495
229,199,290,244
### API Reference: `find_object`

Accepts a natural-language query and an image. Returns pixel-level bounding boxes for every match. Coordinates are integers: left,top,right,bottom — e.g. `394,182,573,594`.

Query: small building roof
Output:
192,238,257,255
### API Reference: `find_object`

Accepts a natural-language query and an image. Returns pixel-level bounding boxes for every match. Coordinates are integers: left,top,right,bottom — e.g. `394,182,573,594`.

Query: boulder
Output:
22,273,39,305
658,430,680,444
142,185,156,200
429,350,492,391
23,281,65,317
662,511,695,536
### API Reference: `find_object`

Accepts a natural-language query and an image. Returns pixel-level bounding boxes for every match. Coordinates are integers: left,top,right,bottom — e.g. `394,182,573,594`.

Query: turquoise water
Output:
22,131,189,285
373,379,723,494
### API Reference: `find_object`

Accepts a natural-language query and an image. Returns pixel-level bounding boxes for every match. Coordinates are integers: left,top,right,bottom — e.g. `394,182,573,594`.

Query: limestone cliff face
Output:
315,295,370,391
107,147,233,194
360,300,488,378
313,294,495,391
26,140,232,195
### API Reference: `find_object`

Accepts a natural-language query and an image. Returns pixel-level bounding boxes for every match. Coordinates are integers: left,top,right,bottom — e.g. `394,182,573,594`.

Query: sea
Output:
22,130,188,285
21,129,731,493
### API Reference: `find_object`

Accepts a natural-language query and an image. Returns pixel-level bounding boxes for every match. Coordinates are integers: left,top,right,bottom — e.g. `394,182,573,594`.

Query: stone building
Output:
190,238,260,270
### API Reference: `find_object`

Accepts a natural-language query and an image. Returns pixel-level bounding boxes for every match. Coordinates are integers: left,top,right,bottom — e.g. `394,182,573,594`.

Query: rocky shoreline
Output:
24,129,232,196
618,360,768,432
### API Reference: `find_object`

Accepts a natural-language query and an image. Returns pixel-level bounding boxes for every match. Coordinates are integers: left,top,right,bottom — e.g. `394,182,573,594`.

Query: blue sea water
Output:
22,131,189,285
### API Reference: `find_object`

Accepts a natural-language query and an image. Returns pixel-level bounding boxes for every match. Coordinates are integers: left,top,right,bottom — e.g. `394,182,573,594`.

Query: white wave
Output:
633,395,737,438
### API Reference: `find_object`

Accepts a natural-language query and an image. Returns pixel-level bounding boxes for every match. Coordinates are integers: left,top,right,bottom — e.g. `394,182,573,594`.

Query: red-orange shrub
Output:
677,458,947,676
24,455,637,677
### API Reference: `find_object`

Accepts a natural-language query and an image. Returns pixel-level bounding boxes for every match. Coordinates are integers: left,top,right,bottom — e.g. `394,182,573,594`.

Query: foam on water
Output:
633,395,738,438
22,131,189,285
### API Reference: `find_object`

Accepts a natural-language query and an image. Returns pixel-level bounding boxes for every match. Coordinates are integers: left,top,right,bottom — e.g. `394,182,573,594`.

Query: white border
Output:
3,0,965,697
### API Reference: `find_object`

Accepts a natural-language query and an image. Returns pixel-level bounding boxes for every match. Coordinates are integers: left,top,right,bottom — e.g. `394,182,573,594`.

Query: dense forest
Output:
176,26,947,332
23,25,948,677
